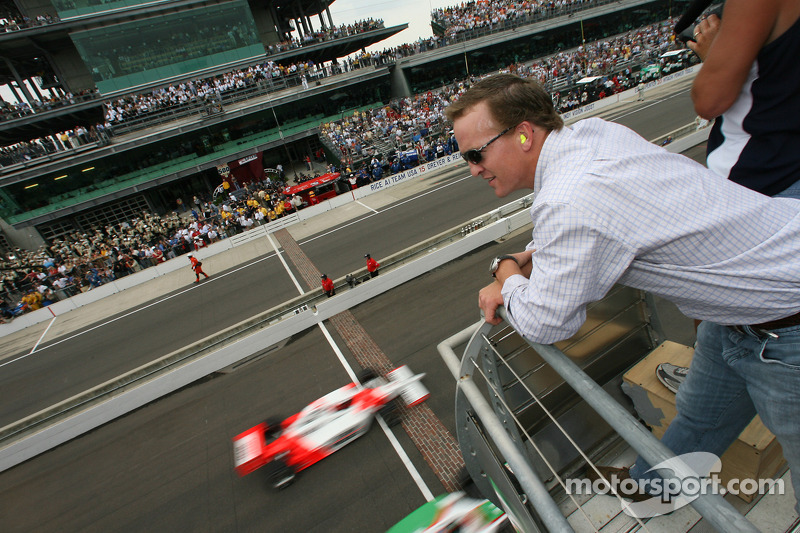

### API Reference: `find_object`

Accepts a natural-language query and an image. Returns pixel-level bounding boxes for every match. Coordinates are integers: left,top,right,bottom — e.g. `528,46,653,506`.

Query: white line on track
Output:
29,316,57,354
356,200,379,214
266,232,304,293
315,312,435,501
376,415,435,502
277,238,434,501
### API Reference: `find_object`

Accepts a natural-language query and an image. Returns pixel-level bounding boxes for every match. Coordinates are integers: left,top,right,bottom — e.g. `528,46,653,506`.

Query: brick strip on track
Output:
273,229,465,492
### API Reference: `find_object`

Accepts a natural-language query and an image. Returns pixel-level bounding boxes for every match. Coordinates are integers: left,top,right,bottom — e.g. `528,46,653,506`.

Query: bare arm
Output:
689,0,778,119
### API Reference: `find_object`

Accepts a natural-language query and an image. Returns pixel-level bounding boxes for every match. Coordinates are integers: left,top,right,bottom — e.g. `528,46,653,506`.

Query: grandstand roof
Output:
0,10,405,144
0,99,105,145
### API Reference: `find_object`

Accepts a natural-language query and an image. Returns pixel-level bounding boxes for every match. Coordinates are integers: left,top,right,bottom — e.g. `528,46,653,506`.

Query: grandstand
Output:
0,0,676,251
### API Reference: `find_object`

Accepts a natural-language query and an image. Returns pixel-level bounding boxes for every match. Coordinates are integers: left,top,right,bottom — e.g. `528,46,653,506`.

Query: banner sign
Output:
368,152,463,193
216,164,230,178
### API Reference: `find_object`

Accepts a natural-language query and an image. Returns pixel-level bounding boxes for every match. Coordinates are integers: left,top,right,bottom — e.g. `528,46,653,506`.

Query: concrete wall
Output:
49,45,96,94
0,217,46,251
247,0,280,50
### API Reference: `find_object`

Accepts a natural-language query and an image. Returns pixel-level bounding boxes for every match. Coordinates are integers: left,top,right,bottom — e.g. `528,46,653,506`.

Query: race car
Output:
388,492,509,533
233,365,429,489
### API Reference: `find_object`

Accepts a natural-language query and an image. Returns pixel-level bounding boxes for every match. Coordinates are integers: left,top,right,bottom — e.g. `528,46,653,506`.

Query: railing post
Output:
439,324,571,532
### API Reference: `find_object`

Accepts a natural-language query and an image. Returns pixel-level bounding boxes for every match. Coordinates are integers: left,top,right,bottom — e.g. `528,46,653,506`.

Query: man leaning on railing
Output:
447,73,800,513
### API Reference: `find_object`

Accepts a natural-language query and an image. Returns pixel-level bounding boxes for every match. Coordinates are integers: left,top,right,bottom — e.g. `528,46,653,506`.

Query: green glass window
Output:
52,0,171,19
70,1,264,94
0,79,392,224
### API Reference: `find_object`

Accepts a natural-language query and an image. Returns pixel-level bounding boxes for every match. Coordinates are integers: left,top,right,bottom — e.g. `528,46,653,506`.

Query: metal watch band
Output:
491,254,518,277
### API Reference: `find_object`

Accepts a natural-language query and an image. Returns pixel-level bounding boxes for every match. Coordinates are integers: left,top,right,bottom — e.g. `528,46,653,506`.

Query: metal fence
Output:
437,300,760,531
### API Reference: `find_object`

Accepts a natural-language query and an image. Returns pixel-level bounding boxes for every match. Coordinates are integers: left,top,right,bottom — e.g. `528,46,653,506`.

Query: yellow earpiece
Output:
520,134,527,144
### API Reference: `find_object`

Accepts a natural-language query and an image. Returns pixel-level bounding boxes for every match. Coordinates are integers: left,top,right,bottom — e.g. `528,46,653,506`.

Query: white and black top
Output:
706,14,800,196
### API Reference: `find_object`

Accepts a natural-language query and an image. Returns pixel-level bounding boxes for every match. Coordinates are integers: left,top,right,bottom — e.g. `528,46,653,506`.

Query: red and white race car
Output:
233,365,429,489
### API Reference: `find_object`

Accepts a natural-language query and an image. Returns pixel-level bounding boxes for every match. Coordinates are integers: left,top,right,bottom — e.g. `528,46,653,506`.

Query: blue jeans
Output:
631,321,800,512
775,180,800,199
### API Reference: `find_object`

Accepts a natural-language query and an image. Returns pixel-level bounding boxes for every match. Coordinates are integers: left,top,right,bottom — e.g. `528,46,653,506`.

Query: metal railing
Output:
437,305,760,532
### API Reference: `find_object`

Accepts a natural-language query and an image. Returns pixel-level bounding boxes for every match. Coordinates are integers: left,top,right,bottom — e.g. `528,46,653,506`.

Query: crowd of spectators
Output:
0,1,669,168
0,10,688,172
319,88,462,172
102,58,326,126
431,0,607,39
0,88,99,121
0,10,695,321
518,17,688,111
320,16,687,171
0,173,313,321
95,8,671,135
0,0,610,131
0,0,660,131
0,9,59,32
268,18,384,54
0,57,335,166
0,54,377,168
97,12,684,169
0,123,112,167
0,17,384,124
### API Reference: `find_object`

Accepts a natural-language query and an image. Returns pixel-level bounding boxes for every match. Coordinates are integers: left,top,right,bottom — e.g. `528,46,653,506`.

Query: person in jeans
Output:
635,0,800,505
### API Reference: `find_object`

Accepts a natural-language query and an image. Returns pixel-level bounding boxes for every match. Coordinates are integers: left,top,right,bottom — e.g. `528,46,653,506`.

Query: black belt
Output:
750,310,800,331
729,310,800,339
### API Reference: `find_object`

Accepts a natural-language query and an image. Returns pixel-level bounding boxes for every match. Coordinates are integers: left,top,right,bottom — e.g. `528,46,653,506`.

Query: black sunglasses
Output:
461,126,513,164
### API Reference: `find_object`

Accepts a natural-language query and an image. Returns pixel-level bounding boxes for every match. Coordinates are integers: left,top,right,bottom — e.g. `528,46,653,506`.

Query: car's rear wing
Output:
232,422,268,476
386,365,430,406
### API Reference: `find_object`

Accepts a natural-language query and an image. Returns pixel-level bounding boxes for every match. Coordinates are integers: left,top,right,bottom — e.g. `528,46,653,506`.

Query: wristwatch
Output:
489,255,519,277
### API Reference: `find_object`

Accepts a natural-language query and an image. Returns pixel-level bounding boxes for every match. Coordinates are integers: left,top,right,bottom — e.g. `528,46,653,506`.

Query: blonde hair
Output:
445,74,563,132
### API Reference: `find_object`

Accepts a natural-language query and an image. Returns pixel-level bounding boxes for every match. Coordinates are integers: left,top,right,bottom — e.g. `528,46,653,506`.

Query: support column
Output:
0,216,46,251
3,57,35,104
390,64,412,99
326,7,334,29
8,83,23,104
29,79,44,102
268,2,286,41
50,133,65,151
